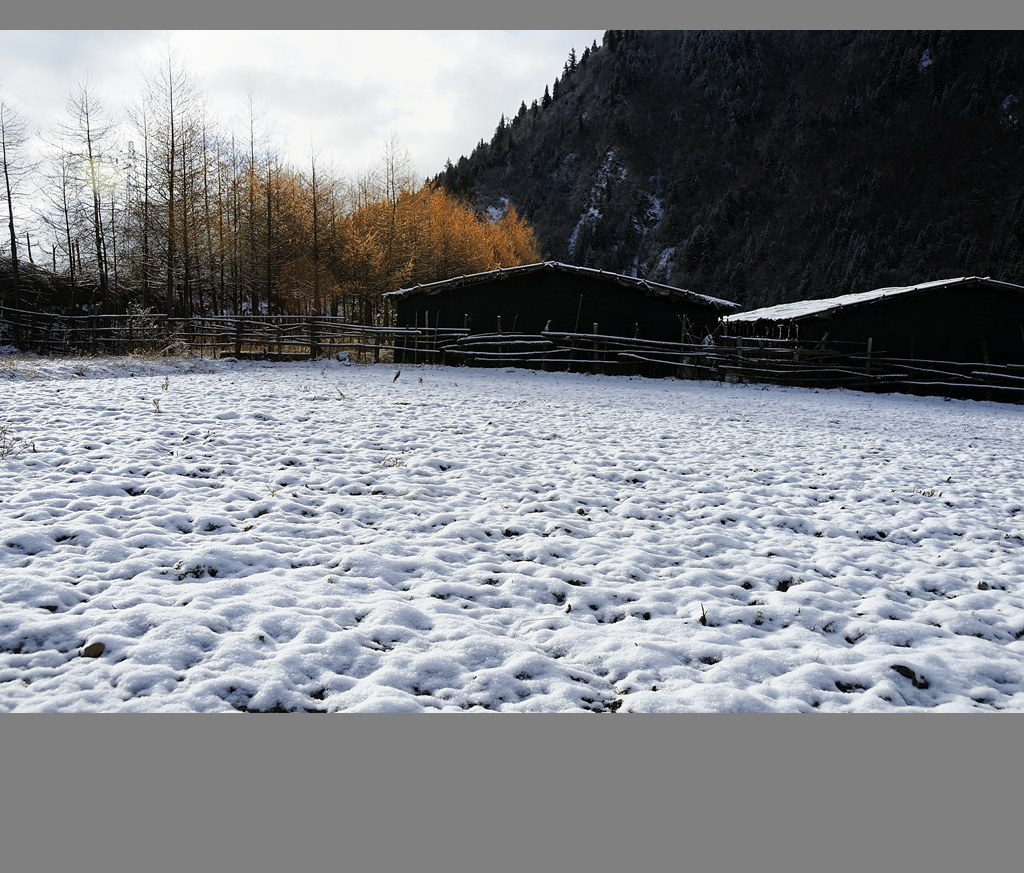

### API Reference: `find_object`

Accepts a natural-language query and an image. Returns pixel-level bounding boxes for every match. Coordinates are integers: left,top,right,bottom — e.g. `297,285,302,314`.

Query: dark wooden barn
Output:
721,277,1024,364
384,261,739,344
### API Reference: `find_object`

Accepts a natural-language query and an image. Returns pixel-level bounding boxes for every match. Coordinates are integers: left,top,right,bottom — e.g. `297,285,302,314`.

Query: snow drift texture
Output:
1,353,1022,711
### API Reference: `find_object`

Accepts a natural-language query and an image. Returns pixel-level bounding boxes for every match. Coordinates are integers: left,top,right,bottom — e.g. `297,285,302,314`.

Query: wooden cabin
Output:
721,277,1024,364
384,261,739,344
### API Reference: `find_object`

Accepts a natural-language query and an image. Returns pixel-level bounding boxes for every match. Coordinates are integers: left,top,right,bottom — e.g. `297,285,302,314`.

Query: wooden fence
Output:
394,327,1024,403
713,335,1024,402
3,307,1023,403
0,308,435,364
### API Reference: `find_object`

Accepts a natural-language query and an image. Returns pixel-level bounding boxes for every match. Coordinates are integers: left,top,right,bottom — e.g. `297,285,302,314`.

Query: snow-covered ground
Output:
2,351,1023,712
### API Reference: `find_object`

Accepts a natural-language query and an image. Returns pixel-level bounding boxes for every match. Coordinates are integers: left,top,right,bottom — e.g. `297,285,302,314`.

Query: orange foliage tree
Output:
330,179,541,322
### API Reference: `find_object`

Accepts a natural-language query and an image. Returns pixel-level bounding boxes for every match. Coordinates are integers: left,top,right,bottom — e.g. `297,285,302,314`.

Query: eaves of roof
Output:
383,261,740,311
721,276,1024,324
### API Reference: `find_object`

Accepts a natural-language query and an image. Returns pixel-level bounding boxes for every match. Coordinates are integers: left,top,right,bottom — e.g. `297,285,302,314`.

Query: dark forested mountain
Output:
433,31,1024,309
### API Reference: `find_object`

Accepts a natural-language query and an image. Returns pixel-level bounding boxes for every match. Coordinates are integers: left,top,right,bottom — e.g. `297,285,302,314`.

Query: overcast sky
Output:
0,30,605,183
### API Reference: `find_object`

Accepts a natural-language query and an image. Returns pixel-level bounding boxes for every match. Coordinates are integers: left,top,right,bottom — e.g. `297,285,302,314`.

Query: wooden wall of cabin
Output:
788,285,1024,363
393,272,728,342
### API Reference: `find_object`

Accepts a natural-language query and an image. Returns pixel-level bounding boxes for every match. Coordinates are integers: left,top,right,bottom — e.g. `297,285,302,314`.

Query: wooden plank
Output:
970,370,1024,384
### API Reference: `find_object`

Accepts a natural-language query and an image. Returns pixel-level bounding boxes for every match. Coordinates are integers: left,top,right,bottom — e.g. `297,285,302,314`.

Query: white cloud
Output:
1,30,604,181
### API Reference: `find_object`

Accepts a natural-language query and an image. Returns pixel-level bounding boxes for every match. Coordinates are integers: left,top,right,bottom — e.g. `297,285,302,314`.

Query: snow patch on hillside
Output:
567,150,629,261
486,197,510,223
651,246,678,283
568,207,602,260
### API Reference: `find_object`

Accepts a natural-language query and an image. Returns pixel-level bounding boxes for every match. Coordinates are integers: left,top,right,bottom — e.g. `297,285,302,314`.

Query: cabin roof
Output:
722,277,1024,324
384,261,740,311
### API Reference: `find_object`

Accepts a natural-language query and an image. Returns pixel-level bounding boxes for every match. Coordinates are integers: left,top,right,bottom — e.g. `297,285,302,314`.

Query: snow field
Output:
1,353,1023,711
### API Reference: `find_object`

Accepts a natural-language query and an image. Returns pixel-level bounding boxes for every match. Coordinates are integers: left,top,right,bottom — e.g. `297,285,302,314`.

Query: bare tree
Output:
376,132,418,310
1,92,32,310
37,134,83,302
200,109,220,315
62,75,116,311
138,45,203,316
245,89,266,315
125,99,156,309
264,153,274,313
309,144,322,314
324,169,348,317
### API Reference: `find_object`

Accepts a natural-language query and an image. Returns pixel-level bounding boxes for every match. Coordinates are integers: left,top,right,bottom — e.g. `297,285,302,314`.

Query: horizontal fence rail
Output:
3,307,1022,403
0,308,444,364
394,327,1024,403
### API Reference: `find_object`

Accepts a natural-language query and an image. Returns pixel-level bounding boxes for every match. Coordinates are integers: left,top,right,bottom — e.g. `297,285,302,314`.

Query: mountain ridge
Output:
433,30,1024,309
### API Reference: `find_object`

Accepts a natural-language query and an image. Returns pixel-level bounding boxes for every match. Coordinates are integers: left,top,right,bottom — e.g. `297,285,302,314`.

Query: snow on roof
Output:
722,276,1024,324
384,261,740,311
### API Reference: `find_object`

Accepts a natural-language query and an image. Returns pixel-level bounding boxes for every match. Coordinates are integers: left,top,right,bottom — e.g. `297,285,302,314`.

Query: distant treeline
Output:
0,53,540,320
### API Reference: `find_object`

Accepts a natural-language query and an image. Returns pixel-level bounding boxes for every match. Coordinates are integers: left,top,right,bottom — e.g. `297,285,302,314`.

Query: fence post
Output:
309,316,319,360
423,311,430,366
865,337,873,375
234,318,243,358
